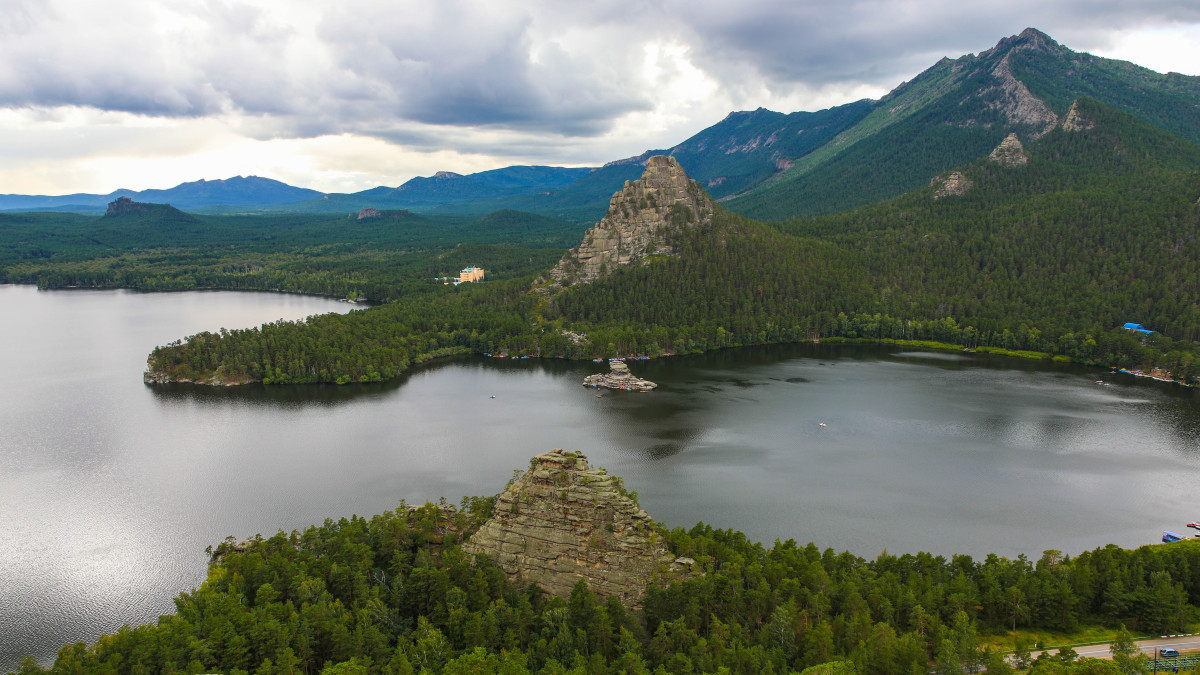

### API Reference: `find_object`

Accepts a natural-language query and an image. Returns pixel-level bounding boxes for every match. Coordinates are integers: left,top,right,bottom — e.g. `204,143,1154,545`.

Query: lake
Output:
3,283,1200,669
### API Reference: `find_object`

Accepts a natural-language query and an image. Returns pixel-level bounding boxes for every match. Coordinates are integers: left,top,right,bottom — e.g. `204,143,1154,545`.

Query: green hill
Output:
725,28,1200,221
143,97,1200,386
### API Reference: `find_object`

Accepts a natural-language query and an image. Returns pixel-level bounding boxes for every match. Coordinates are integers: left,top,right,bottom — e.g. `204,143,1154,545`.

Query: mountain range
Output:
5,28,1199,224
0,176,322,213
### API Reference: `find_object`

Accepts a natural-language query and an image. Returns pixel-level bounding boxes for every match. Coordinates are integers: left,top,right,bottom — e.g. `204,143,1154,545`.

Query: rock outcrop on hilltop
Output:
464,449,686,605
981,28,1062,136
988,132,1029,166
105,196,158,216
1061,100,1095,132
547,156,716,286
931,171,973,199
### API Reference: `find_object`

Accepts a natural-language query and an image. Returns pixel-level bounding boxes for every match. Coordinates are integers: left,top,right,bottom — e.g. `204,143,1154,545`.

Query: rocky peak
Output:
989,132,1029,166
983,27,1064,60
1061,100,1095,132
547,156,716,285
357,208,381,220
433,171,462,179
987,54,1059,135
105,196,154,216
931,171,972,199
463,449,680,605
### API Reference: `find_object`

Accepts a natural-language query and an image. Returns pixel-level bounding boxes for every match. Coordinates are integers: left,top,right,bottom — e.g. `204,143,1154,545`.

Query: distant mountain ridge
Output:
6,28,1197,222
0,175,322,213
284,27,1199,222
725,27,1200,219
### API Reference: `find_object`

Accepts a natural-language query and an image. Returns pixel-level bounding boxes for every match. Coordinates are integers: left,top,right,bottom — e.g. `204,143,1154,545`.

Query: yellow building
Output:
459,266,485,283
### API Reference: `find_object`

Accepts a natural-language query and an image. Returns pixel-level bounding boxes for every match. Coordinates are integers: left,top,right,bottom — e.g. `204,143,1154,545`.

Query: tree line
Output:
11,493,1200,675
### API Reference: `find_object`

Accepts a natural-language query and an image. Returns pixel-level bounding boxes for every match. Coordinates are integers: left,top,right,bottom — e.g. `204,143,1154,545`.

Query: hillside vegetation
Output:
11,491,1200,675
725,29,1200,221
0,209,584,302
143,98,1200,386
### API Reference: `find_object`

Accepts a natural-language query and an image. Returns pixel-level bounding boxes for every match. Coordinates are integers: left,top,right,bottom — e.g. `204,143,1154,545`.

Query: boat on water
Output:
1188,522,1200,530
1163,530,1184,543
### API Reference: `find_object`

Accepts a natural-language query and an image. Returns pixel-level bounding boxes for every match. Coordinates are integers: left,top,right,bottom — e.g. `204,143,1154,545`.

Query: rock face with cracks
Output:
989,132,1029,167
548,156,716,286
464,449,679,605
931,171,973,199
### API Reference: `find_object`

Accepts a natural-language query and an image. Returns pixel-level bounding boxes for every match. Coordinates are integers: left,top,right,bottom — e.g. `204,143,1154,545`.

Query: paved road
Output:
1030,635,1200,660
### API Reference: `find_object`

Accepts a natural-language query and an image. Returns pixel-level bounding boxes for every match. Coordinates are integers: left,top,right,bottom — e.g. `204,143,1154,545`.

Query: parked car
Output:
1160,648,1181,658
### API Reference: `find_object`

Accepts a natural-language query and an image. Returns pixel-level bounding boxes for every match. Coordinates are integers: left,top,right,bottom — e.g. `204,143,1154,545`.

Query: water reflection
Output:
8,285,1200,672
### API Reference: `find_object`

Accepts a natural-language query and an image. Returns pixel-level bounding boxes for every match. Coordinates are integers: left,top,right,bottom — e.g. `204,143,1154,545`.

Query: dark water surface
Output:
4,284,1200,668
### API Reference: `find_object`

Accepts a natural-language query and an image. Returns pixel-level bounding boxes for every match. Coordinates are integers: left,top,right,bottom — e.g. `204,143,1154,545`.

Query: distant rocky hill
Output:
547,156,716,285
294,28,1200,223
464,449,688,606
727,27,1200,220
608,101,873,201
0,176,321,213
258,165,597,216
13,28,1198,227
103,196,202,226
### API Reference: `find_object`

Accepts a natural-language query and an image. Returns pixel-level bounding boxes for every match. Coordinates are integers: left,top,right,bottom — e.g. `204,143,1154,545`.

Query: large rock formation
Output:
105,196,160,216
988,132,1029,166
931,170,973,199
583,360,657,392
1061,99,1095,132
981,28,1061,136
547,156,716,285
464,449,680,605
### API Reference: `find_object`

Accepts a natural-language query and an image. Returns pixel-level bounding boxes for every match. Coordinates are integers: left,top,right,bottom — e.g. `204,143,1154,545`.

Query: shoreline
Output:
145,334,1196,389
3,281,376,305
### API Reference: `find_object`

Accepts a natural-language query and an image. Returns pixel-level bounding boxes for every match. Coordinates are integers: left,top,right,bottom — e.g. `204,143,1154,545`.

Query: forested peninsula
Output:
141,99,1200,387
11,450,1199,675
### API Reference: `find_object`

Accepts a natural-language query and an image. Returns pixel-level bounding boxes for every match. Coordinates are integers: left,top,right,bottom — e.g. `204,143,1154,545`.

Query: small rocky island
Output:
583,360,657,392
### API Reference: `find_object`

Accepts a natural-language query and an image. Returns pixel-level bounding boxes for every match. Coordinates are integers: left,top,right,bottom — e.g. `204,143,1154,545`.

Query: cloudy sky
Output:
3,0,1199,195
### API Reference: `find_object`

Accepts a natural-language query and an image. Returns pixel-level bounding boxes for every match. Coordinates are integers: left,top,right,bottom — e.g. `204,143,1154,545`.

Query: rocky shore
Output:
583,360,657,391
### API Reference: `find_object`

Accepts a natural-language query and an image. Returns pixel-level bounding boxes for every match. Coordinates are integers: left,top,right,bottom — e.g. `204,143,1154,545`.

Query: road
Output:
1030,634,1200,660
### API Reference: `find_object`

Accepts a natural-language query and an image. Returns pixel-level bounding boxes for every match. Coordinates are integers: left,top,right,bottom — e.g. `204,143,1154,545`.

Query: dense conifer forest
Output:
11,494,1199,675
134,99,1200,386
0,209,585,302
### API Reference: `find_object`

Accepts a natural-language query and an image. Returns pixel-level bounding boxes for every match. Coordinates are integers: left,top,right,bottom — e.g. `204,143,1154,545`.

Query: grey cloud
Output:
665,0,1200,91
314,0,651,135
1,0,1198,150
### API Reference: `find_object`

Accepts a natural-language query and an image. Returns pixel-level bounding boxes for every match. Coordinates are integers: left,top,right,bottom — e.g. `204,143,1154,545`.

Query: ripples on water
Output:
3,284,1200,669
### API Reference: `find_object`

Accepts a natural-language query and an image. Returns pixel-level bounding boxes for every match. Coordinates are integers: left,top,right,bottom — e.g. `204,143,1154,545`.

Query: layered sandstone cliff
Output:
547,156,716,286
463,449,683,605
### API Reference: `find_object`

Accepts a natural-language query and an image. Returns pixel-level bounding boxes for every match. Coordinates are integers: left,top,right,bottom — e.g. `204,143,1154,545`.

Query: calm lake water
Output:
4,283,1200,669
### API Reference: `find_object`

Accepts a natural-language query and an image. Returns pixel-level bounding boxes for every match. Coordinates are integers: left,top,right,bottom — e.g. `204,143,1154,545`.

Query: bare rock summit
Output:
931,171,973,199
547,156,716,286
989,132,1029,167
463,449,680,606
1061,100,1095,132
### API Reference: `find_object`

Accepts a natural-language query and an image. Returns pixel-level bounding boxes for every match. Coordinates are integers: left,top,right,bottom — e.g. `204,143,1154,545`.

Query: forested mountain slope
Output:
726,28,1200,221
773,97,1200,346
144,98,1200,386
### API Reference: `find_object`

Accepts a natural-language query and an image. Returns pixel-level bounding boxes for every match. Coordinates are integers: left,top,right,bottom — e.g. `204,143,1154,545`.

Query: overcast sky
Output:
2,0,1199,195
